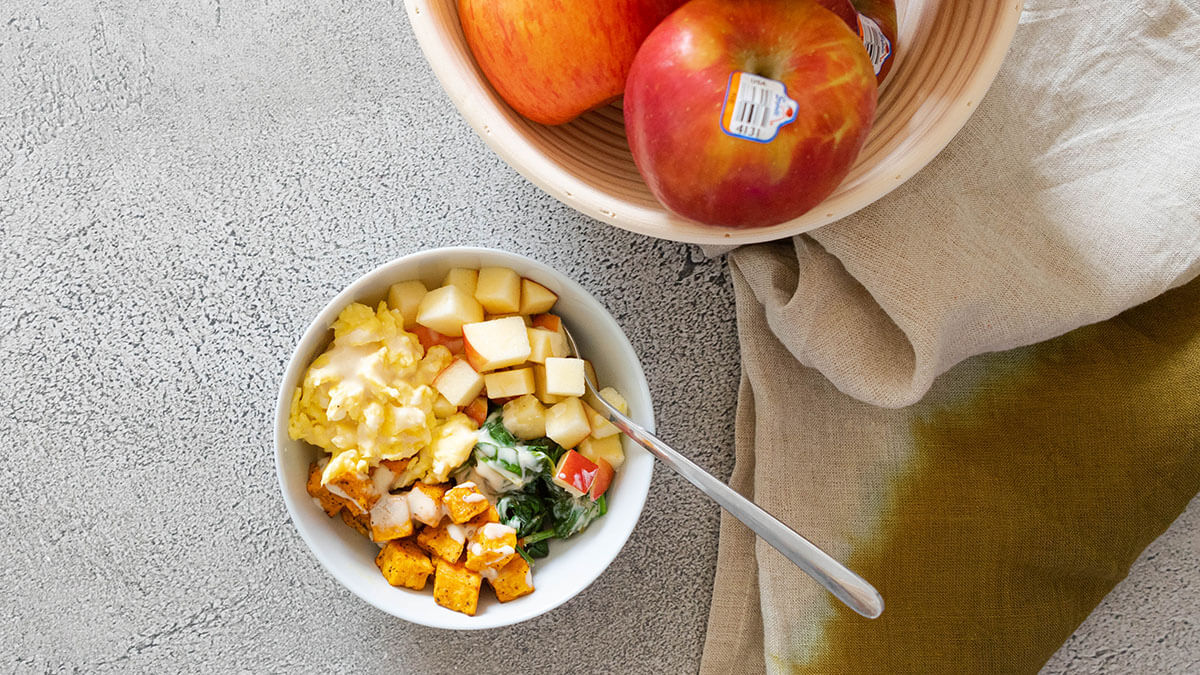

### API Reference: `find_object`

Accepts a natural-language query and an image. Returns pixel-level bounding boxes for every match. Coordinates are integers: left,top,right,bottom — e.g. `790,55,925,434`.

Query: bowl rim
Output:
274,246,657,629
403,0,1025,245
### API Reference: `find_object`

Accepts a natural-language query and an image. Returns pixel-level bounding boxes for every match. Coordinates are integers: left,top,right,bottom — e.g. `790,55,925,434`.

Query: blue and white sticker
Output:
720,72,798,144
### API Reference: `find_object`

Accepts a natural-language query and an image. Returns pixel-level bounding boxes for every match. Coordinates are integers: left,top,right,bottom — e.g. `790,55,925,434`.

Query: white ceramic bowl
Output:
275,247,656,629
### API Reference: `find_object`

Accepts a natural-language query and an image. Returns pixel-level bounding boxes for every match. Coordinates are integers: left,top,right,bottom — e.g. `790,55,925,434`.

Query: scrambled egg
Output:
288,301,475,487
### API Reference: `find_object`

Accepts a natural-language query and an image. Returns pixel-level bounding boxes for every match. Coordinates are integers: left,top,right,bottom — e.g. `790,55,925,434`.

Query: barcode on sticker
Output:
720,72,798,143
855,14,892,75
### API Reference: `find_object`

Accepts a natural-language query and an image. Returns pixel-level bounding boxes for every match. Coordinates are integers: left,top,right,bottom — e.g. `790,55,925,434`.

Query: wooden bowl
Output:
405,0,1023,245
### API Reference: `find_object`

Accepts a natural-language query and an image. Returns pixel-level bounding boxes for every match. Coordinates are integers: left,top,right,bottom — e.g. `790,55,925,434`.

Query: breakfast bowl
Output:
404,0,1022,245
275,247,655,629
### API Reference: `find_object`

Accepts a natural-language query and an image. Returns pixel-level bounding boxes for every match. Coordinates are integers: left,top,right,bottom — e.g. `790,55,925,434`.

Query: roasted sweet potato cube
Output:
465,522,517,572
417,522,466,563
376,539,434,591
340,506,371,538
433,559,482,616
465,502,500,532
307,461,347,517
369,493,414,542
488,555,535,602
408,482,449,527
326,468,378,514
443,482,490,524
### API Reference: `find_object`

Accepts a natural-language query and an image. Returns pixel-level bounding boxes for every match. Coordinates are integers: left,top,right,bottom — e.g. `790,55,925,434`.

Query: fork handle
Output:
592,391,884,619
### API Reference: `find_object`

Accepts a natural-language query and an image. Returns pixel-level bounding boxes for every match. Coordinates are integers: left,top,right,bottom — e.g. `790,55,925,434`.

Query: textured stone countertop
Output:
1,1,1195,672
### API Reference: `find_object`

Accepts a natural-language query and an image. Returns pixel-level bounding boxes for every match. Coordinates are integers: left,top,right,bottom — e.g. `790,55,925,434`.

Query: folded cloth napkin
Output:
701,1,1200,672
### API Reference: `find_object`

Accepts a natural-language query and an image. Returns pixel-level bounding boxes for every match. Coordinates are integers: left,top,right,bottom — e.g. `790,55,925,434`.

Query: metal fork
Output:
562,325,884,619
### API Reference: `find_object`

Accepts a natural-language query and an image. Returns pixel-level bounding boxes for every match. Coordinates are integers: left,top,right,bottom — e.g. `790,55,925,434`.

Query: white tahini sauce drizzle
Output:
406,488,444,527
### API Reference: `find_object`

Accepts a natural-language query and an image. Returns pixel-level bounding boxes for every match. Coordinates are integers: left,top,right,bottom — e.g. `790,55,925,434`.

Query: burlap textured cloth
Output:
700,1,1200,672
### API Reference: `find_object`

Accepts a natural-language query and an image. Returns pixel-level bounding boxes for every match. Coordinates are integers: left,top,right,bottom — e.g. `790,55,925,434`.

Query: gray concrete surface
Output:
0,1,1194,672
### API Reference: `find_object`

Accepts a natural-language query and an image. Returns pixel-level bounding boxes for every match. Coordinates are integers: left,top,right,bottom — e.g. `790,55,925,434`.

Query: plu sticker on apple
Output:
720,72,798,144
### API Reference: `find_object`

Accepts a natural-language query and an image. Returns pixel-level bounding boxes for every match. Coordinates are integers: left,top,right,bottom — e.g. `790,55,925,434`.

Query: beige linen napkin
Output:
701,1,1200,672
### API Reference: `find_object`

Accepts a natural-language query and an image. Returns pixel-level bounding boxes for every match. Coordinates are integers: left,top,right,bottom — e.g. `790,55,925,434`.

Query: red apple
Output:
413,325,464,355
624,0,878,228
458,0,685,125
552,450,600,497
850,0,898,85
464,396,489,426
588,457,615,500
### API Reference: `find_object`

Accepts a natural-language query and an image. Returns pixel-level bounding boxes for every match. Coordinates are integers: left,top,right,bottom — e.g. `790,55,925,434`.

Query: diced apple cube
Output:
578,434,625,469
545,397,591,449
519,279,557,315
387,280,427,329
464,396,488,425
583,402,620,439
583,360,598,387
588,457,615,500
462,317,532,371
484,368,535,399
416,285,484,338
442,268,479,295
526,328,558,364
544,357,585,397
552,449,599,497
413,325,464,355
502,394,546,440
600,387,629,415
432,394,457,419
433,359,485,407
474,267,522,314
530,313,562,332
533,364,565,405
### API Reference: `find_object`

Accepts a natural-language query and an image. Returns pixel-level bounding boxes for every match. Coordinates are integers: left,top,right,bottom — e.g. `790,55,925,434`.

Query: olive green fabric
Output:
701,255,1200,674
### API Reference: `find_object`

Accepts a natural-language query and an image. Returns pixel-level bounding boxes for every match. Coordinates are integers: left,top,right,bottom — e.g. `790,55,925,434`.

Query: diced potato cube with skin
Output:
376,539,435,591
583,402,620,439
465,522,518,572
519,279,557,315
488,554,535,602
432,394,457,419
370,493,414,542
387,280,427,329
341,507,371,538
578,434,625,469
434,559,483,615
427,414,479,483
442,268,478,295
432,358,485,407
600,387,629,415
484,368,535,399
474,267,522,314
418,521,468,562
443,481,490,524
416,285,484,337
533,364,565,405
307,461,348,517
502,394,546,440
462,317,532,372
407,482,449,527
544,357,586,397
545,397,592,449
526,328,559,364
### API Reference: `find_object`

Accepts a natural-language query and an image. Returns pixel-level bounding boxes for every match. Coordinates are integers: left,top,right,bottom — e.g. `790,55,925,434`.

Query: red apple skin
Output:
458,0,685,125
464,396,489,425
624,0,878,229
851,0,899,84
588,458,615,500
414,325,464,354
